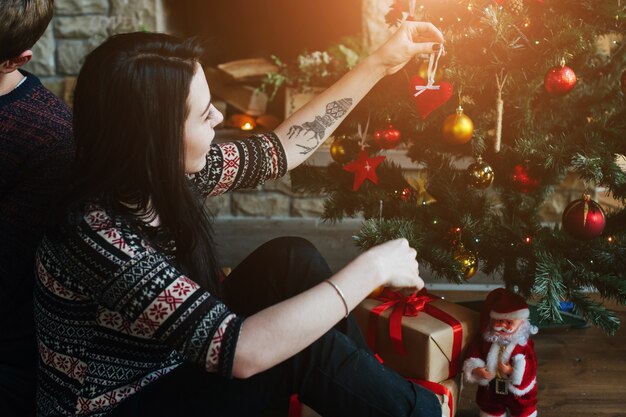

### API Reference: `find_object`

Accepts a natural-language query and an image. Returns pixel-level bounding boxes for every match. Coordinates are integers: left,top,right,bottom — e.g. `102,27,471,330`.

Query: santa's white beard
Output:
483,320,538,346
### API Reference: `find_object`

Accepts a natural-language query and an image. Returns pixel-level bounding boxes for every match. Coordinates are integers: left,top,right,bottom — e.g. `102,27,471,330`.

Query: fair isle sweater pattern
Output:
34,132,288,416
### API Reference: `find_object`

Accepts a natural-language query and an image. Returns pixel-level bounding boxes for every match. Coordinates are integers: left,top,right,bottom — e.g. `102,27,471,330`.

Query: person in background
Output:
35,21,444,417
0,1,74,416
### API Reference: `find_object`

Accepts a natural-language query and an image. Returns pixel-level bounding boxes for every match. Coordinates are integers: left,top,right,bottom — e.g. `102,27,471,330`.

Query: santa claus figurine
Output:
463,288,539,417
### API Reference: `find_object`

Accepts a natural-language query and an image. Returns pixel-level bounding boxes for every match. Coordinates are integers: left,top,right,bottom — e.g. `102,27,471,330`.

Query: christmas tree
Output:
287,0,626,334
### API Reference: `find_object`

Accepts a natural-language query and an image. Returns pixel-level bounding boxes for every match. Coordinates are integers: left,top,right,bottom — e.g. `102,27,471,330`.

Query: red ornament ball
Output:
512,164,540,193
544,62,577,96
562,195,606,240
374,123,402,149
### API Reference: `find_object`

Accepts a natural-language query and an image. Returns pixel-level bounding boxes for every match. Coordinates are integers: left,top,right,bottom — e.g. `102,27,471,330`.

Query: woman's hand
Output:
357,238,424,290
369,21,445,76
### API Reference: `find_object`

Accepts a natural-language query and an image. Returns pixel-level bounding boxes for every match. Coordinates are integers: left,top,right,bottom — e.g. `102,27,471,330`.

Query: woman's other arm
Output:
232,238,423,379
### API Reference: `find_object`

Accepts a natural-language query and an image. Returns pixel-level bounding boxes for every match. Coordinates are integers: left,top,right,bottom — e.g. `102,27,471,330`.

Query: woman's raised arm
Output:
274,21,444,170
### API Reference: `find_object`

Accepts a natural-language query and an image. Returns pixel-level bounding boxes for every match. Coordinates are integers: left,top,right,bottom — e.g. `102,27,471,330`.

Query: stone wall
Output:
205,174,328,219
24,0,164,100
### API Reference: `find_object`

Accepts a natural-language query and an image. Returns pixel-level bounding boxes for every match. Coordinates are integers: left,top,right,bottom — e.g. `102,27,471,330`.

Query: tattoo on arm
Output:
286,98,353,154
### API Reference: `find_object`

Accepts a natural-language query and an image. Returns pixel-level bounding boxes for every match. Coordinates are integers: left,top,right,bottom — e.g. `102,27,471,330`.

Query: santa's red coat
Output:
463,336,538,417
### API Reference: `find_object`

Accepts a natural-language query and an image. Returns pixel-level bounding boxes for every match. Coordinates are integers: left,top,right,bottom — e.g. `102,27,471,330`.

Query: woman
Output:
35,21,444,417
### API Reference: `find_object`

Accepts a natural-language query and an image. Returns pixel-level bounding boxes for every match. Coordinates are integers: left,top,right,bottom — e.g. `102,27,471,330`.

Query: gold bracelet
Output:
324,279,349,318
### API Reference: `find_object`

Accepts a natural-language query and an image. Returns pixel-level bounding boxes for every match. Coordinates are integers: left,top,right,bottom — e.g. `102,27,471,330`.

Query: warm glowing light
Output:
455,227,462,233
608,236,615,243
524,236,532,245
457,17,462,22
439,17,444,21
524,22,529,27
534,40,540,45
241,122,254,131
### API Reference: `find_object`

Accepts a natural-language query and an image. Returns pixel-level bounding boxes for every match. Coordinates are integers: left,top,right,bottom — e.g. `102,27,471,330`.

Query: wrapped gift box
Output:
353,290,479,382
412,376,460,417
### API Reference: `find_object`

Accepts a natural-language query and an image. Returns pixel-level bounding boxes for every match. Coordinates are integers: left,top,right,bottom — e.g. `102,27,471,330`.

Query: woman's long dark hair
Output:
64,32,221,295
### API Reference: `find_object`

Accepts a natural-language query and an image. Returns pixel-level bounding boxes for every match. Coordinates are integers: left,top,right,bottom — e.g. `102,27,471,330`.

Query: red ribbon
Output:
409,378,455,417
367,288,464,379
288,393,302,417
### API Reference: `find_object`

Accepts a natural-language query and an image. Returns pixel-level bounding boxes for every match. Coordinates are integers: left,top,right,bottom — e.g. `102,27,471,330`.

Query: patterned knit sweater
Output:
0,70,73,404
34,133,288,416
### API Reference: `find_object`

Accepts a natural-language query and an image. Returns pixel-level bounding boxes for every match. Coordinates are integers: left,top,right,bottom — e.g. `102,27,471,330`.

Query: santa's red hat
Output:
481,288,530,333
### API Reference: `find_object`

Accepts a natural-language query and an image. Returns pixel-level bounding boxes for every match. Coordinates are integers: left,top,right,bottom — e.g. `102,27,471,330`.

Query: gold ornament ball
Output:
330,136,358,164
454,245,478,279
467,157,495,189
442,106,474,144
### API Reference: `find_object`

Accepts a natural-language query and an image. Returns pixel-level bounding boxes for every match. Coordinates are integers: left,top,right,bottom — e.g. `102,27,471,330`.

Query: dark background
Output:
164,0,362,65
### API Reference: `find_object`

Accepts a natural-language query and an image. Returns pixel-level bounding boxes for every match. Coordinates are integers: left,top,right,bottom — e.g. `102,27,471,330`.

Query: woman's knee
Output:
260,236,320,259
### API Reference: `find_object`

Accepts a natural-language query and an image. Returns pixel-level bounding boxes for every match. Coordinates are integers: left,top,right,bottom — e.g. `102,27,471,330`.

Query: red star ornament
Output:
343,150,386,191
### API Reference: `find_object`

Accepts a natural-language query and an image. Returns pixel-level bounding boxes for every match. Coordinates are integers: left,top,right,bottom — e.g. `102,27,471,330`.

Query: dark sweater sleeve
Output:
189,131,288,197
42,207,243,378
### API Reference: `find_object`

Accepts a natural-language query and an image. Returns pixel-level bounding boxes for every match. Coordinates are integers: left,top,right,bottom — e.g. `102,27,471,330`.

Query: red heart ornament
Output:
410,75,454,120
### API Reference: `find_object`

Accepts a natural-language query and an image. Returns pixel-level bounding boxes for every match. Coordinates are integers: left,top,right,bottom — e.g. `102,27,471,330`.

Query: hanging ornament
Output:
411,46,453,119
453,244,478,279
467,156,495,189
442,106,474,144
330,135,359,164
412,75,454,119
494,73,508,153
512,163,540,193
343,150,386,191
621,69,626,95
562,194,606,240
544,59,577,96
417,60,442,83
374,118,402,149
405,172,437,205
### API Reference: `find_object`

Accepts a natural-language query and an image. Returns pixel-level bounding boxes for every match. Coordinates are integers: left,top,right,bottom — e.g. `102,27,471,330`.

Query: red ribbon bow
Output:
367,288,463,379
368,289,438,355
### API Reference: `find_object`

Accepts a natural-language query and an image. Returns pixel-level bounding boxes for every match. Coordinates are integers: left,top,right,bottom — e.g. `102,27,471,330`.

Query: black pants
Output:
109,237,441,417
